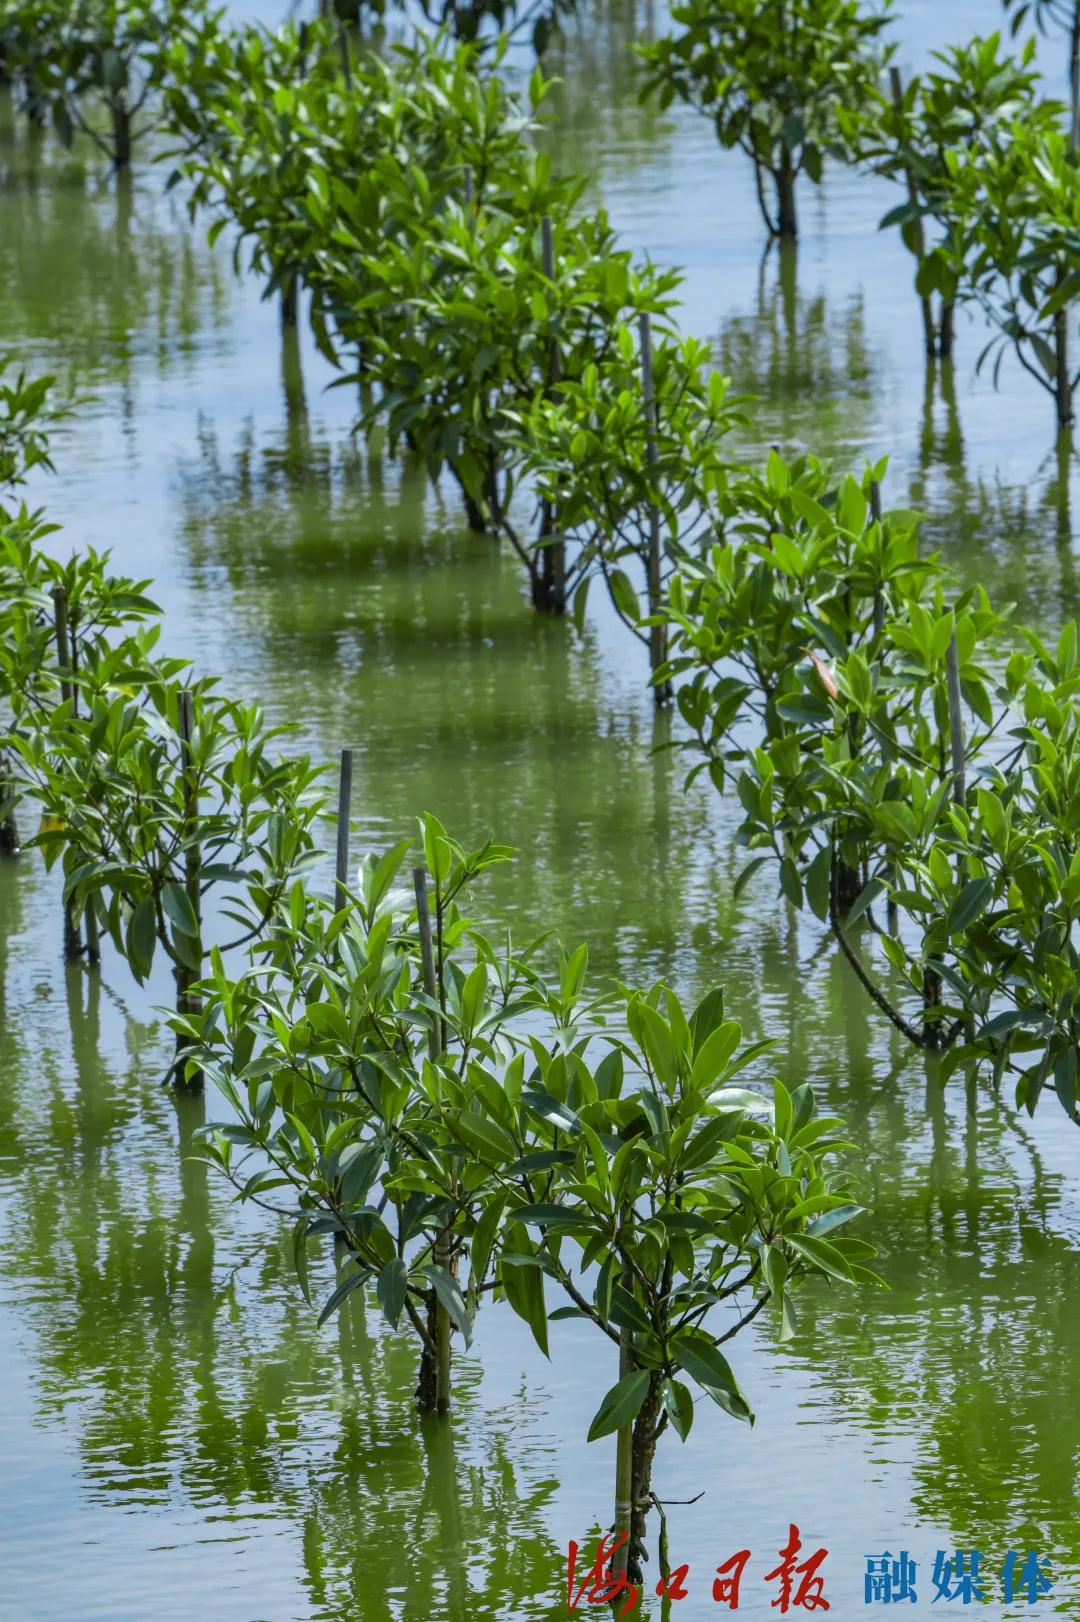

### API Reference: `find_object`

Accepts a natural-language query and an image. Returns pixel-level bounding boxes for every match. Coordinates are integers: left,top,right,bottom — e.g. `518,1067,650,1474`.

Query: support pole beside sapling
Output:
611,1236,635,1589
870,479,898,935
639,313,672,706
537,215,567,615
175,688,204,1091
334,748,354,912
51,586,82,962
413,864,452,1415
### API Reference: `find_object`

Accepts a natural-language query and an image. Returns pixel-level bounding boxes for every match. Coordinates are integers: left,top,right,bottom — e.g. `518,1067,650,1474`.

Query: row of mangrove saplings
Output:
2,3,1080,420
0,397,882,1588
3,333,1079,1118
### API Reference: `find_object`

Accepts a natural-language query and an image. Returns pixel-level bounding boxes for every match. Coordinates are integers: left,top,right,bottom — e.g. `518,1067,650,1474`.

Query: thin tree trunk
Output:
775,151,797,241
280,270,299,329
938,301,955,362
110,98,131,169
629,1374,663,1584
1055,301,1073,430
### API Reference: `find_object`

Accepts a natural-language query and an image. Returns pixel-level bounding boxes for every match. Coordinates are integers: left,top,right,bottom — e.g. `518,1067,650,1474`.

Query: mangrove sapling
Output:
1004,0,1080,142
182,817,565,1412
0,522,169,954
161,12,349,328
847,37,1055,360
0,359,69,492
348,196,680,601
512,328,742,674
12,675,327,1085
940,121,1080,430
416,0,577,53
888,618,1080,1114
457,980,882,1584
661,451,1016,1046
3,0,198,169
637,0,894,242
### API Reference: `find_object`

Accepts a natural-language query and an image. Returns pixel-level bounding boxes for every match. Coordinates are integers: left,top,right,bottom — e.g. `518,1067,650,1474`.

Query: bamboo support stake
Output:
945,631,966,809
611,1236,635,1586
639,314,671,706
413,865,452,1413
539,215,567,612
51,586,73,707
175,689,204,1090
944,629,975,1040
334,748,354,912
51,587,82,960
67,602,99,964
869,478,885,641
868,478,900,933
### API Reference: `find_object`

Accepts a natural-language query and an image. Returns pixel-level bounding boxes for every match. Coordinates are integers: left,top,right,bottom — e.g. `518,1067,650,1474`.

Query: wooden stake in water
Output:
0,749,20,857
611,1238,635,1585
869,478,886,641
539,215,567,612
51,587,82,960
175,688,204,1091
334,748,354,912
639,313,671,706
945,630,966,808
413,865,452,1413
869,478,901,933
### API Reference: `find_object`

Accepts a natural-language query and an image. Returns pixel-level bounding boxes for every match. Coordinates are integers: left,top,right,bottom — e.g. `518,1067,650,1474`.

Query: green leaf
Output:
661,1376,695,1442
454,1112,517,1163
689,1020,742,1090
317,1267,367,1327
805,845,832,923
805,1204,863,1237
423,1262,473,1348
607,568,641,623
733,856,770,900
293,1214,312,1306
376,1257,408,1329
946,877,993,935
1055,1046,1077,1119
161,880,199,937
586,1368,651,1443
126,895,157,982
846,877,885,927
671,1330,753,1424
470,1191,506,1287
500,1222,549,1357
787,1233,854,1283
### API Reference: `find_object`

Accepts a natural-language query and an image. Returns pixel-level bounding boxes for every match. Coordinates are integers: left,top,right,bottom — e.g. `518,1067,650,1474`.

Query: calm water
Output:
3,3,1080,1617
